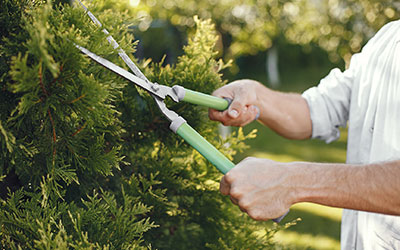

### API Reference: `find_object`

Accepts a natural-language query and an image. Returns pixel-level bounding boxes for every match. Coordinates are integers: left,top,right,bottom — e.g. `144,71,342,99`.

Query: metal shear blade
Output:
75,44,179,102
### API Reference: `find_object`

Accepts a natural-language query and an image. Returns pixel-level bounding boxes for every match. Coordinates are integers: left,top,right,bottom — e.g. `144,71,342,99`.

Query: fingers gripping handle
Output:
172,86,261,121
170,118,286,223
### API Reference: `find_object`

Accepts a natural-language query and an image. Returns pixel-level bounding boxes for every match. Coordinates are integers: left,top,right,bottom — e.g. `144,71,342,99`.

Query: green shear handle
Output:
173,119,235,174
172,86,231,111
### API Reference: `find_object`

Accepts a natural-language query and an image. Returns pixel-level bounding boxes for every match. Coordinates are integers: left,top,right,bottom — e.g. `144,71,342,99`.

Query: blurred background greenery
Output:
102,0,400,66
88,0,399,248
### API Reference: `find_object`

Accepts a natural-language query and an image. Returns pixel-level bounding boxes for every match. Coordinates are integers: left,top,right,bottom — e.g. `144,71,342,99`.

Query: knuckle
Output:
230,119,244,127
238,111,255,126
230,117,248,127
229,187,243,199
209,112,234,127
208,110,216,120
238,199,251,211
211,88,223,97
211,90,219,96
219,177,230,194
208,110,222,121
219,185,229,196
247,209,263,221
224,171,235,183
222,120,231,126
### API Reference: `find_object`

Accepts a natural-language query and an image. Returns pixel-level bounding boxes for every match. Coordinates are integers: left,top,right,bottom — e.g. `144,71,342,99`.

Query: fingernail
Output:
229,109,239,118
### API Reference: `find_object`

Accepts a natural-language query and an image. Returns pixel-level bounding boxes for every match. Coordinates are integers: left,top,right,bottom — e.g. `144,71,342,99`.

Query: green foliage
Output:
0,1,288,249
0,183,154,249
280,0,400,63
1,1,154,248
104,0,399,65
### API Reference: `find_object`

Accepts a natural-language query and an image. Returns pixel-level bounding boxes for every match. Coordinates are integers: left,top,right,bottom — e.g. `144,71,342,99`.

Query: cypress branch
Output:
0,1,290,249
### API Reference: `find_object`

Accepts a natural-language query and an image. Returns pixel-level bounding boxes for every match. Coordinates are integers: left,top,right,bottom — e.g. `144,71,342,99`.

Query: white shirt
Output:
302,20,400,250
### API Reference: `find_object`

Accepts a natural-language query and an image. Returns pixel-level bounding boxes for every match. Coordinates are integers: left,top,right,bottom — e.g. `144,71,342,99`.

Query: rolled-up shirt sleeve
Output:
302,54,359,143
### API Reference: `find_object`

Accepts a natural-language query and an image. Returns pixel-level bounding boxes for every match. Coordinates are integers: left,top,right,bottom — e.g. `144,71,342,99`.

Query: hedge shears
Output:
74,0,285,222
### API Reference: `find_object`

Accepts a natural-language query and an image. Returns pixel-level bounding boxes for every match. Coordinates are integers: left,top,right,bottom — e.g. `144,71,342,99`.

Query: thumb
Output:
228,99,245,119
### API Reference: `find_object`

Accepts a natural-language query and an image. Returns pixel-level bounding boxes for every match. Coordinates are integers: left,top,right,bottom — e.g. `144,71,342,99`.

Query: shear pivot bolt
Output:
151,82,160,91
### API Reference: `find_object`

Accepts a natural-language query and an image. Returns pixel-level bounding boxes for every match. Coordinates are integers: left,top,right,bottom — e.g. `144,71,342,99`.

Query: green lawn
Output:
229,60,347,249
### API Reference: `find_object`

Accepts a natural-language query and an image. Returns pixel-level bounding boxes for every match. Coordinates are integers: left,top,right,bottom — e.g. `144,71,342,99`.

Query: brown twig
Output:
47,109,56,143
69,94,86,104
71,122,87,137
47,109,57,163
39,63,49,97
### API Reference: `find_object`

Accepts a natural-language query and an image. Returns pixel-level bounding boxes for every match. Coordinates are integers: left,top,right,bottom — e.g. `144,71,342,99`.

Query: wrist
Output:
288,162,351,206
242,79,270,108
286,161,319,204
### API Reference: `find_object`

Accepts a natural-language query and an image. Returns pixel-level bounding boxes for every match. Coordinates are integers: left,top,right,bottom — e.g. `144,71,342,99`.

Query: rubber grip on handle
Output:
176,122,234,174
175,121,287,223
183,89,230,111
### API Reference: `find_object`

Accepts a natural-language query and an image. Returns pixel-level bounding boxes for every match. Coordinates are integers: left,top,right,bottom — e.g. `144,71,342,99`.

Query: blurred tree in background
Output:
282,0,400,64
103,0,399,66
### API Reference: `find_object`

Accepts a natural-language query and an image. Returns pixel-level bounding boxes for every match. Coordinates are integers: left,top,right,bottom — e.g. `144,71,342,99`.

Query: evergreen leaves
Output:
0,1,286,249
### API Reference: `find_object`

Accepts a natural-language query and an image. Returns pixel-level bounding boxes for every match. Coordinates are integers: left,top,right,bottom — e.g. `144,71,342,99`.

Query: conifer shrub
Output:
0,1,287,249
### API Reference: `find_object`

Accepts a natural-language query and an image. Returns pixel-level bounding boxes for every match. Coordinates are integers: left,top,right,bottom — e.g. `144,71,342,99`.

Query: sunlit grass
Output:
281,203,342,248
274,230,340,250
292,203,342,222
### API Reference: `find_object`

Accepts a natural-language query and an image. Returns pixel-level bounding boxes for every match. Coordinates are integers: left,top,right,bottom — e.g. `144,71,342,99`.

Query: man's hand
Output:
220,157,295,220
209,79,312,139
209,79,261,127
221,158,400,219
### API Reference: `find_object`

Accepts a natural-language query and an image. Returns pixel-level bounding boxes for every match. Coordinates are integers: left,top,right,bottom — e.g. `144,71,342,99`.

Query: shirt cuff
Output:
302,87,341,143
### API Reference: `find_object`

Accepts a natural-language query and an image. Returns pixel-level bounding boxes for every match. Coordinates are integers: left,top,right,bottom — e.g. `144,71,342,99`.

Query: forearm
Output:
291,160,400,215
252,82,312,140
